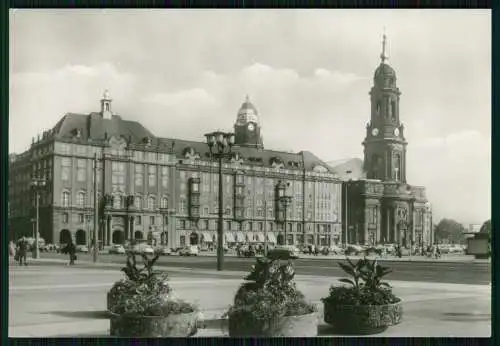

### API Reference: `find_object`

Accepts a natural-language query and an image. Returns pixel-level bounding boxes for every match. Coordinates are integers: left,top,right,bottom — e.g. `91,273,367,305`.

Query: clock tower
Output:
363,33,407,183
234,95,264,149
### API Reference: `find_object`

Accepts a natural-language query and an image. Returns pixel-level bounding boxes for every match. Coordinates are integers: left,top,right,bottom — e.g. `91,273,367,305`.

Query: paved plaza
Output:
9,262,491,338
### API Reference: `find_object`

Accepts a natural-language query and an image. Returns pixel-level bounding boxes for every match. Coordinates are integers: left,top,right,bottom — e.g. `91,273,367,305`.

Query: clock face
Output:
371,128,379,136
247,123,255,131
394,128,400,136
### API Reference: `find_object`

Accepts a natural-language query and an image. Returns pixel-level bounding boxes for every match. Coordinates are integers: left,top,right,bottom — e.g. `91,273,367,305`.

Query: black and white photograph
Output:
8,9,491,338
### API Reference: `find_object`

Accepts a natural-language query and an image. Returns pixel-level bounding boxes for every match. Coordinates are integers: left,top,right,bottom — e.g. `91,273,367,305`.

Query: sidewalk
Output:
9,265,490,337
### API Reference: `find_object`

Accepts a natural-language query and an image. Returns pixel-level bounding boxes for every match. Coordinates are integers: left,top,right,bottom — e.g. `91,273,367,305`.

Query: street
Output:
9,265,491,337
35,252,492,285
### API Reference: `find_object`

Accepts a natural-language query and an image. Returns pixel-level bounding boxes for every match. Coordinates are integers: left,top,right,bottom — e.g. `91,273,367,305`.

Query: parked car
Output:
199,245,210,252
156,246,172,256
109,244,126,254
132,243,155,255
179,245,199,256
237,245,255,258
328,245,343,255
267,245,300,260
76,245,89,253
448,244,465,254
345,244,364,256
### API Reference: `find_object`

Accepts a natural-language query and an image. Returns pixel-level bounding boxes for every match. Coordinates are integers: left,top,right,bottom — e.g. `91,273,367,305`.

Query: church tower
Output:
363,32,407,182
233,95,264,149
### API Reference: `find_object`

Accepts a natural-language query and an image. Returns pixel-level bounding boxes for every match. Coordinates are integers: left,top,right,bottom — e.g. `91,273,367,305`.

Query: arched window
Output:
61,191,70,207
394,154,401,181
148,196,156,209
297,224,302,232
76,191,85,207
391,101,397,120
161,197,168,209
376,102,381,116
134,196,142,209
113,195,122,209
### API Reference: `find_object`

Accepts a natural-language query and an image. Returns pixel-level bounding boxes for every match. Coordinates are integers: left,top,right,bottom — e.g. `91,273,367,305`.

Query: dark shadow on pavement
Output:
200,317,389,336
441,312,491,322
42,310,110,319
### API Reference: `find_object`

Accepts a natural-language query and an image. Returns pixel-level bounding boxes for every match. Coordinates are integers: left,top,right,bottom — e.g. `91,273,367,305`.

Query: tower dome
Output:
236,95,259,125
373,31,397,87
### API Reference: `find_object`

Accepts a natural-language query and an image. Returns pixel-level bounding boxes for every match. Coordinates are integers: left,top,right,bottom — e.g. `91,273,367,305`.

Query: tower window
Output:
393,154,401,181
391,101,397,120
105,103,110,111
376,102,381,116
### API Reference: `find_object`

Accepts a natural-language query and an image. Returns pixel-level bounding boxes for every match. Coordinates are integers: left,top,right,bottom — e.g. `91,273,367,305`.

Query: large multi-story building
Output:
329,34,432,248
9,91,343,248
9,35,432,249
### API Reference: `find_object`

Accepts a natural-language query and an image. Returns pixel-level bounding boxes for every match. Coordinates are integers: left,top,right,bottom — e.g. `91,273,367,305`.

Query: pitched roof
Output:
52,112,155,144
49,112,335,173
327,157,365,181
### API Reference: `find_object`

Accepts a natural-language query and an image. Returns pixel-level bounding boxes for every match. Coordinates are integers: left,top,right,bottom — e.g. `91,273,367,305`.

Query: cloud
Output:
141,88,219,108
408,130,490,224
9,62,138,152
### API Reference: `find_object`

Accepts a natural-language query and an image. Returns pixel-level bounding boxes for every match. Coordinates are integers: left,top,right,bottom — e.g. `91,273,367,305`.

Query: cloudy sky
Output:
9,9,490,225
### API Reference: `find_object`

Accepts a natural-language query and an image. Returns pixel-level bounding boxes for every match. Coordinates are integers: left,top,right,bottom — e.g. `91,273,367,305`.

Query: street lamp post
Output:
205,131,234,271
30,176,47,259
280,196,292,246
159,207,170,246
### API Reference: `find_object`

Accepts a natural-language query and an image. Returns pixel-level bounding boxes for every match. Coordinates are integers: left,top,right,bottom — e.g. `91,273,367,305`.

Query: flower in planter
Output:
225,258,317,336
108,252,196,317
321,257,399,306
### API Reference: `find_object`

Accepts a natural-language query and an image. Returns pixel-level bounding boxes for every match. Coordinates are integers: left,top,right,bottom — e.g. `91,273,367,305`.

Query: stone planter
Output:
108,311,199,337
228,312,318,337
323,299,403,335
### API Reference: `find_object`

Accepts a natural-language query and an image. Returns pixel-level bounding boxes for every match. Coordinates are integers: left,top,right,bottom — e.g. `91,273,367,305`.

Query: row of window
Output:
176,219,335,233
57,143,172,163
60,191,169,210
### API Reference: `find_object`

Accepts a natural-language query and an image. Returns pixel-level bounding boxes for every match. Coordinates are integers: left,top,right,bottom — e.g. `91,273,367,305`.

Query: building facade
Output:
332,34,432,247
9,92,343,248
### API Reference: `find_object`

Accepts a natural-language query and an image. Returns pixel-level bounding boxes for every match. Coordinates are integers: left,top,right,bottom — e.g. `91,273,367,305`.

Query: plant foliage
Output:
322,257,399,306
225,257,316,334
108,251,196,317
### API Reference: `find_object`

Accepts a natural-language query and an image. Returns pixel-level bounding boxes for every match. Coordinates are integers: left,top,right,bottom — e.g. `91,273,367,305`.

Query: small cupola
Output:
100,89,113,119
236,94,259,125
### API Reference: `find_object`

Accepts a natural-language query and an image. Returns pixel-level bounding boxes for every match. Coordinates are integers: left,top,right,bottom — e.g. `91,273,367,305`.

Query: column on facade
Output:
102,215,107,247
106,215,111,246
393,207,399,244
385,208,390,243
129,216,134,241
110,216,114,245
375,205,381,244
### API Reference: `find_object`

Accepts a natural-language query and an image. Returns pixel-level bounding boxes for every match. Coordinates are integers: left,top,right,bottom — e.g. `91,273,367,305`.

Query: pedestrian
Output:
436,246,441,259
17,237,28,266
9,241,16,257
62,239,77,265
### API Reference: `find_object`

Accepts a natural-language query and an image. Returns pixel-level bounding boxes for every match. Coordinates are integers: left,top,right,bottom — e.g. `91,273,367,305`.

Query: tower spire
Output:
380,27,388,63
245,94,250,103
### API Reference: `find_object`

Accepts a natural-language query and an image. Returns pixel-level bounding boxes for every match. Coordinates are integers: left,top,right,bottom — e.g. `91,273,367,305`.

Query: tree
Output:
479,219,491,236
434,218,466,244
479,219,491,257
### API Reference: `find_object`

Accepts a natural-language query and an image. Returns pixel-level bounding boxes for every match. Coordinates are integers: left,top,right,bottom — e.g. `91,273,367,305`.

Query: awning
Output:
246,232,255,242
267,232,277,243
201,232,213,242
225,232,236,243
235,232,245,242
256,233,265,242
